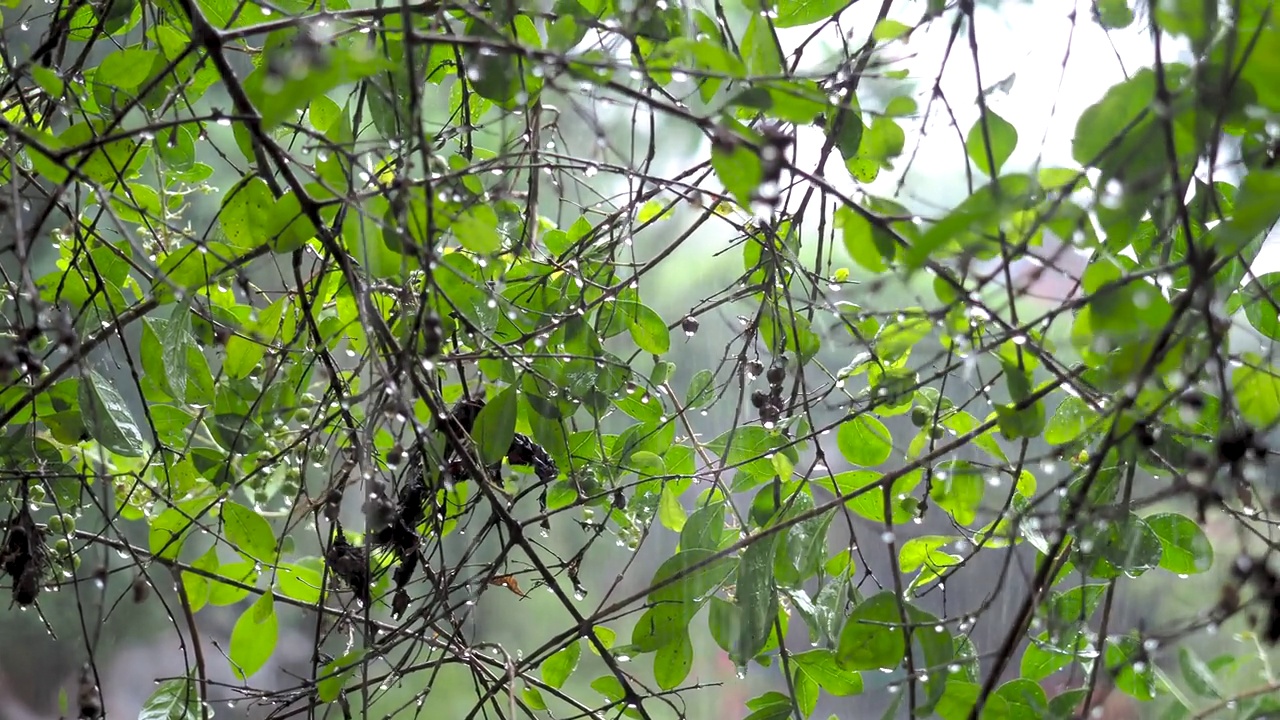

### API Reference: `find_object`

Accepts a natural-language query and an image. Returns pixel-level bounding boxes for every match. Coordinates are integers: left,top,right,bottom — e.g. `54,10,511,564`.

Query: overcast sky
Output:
786,0,1162,211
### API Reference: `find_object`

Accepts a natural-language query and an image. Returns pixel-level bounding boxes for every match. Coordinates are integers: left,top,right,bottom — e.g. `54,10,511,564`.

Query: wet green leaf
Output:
966,109,1018,176
654,626,694,690
79,369,145,456
836,415,892,467
835,591,906,671
1146,513,1212,575
732,535,780,664
648,549,735,605
222,501,277,562
789,649,862,696
542,640,581,689
473,385,519,465
229,593,277,680
138,678,200,720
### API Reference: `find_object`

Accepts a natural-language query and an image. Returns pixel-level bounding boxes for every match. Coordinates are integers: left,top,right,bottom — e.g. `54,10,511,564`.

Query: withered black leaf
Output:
325,522,371,606
2,509,49,606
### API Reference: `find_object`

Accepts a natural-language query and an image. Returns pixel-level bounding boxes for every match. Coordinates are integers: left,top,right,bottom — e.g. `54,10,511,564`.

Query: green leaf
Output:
1020,635,1075,681
1106,635,1156,700
792,667,819,717
782,507,835,586
965,109,1018,176
711,139,763,208
79,369,145,456
836,206,895,272
1233,357,1280,427
473,385,519,465
827,110,866,178
452,204,503,253
1082,514,1165,578
1045,396,1095,445
154,241,235,301
1095,0,1135,27
995,398,1047,440
208,559,261,606
835,591,907,671
229,593,278,680
905,604,956,712
627,302,670,355
317,650,366,703
1072,69,1163,177
637,199,672,224
244,36,392,130
942,411,1008,462
542,640,581,689
741,15,783,76
775,0,850,27
138,678,200,720
224,297,287,380
680,502,726,551
267,191,318,253
219,176,275,250
590,676,637,717
654,626,694,690
742,693,793,720
732,535,781,664
859,116,905,167
876,316,930,360
1213,171,1280,255
222,501,278,562
160,304,196,400
899,536,962,584
759,310,822,364
98,46,159,92
935,681,1013,720
836,415,892,467
308,95,342,133
613,383,664,423
790,649,863,696
275,559,324,604
994,678,1047,713
58,120,151,184
182,545,218,613
149,496,216,561
929,462,985,526
1241,273,1280,340
31,65,65,98
208,414,267,455
1178,646,1222,699
462,20,526,105
648,549,735,605
815,469,920,525
872,19,912,42
522,686,547,711
659,484,687,532
632,603,693,651
1154,0,1215,45
1146,513,1213,575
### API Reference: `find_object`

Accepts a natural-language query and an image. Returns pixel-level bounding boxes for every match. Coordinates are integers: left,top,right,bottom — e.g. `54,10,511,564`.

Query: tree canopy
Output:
1,0,1280,719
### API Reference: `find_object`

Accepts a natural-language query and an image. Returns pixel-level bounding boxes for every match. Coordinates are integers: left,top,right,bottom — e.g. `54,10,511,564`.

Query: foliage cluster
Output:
1,0,1280,719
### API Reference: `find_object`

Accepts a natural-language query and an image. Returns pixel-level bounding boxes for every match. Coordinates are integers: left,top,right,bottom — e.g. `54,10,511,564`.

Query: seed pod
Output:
132,574,151,604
